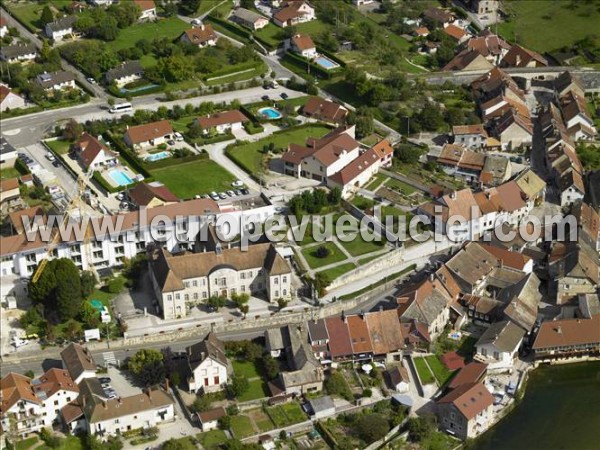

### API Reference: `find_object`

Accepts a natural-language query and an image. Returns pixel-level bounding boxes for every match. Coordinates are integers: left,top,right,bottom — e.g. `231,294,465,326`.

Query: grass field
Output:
198,430,228,449
15,437,39,450
45,139,71,155
0,167,20,180
107,17,190,52
232,359,261,379
317,262,356,281
254,23,285,47
339,235,385,257
6,2,45,30
364,173,387,191
301,241,347,269
237,379,268,402
247,408,275,432
230,415,255,438
386,178,417,195
413,357,435,385
281,402,308,424
425,355,455,386
204,64,266,85
227,124,330,174
498,1,600,53
151,158,235,198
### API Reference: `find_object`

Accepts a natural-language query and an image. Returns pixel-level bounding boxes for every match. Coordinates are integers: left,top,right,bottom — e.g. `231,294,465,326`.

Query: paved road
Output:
0,6,106,99
1,85,303,148
1,325,271,376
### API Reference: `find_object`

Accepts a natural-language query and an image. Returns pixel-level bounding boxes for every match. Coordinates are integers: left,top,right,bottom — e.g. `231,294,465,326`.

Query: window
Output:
167,295,172,301
283,289,287,296
275,291,279,297
192,280,198,287
175,293,180,300
220,277,226,286
274,277,279,284
202,292,207,299
193,293,198,300
240,273,246,280
248,271,253,277
54,400,59,406
185,294,189,301
184,281,190,288
282,276,287,283
241,285,246,292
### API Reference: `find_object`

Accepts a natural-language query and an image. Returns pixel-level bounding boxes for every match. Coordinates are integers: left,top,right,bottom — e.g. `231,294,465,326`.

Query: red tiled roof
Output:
328,148,379,185
125,120,173,145
440,351,465,371
181,24,217,45
197,110,248,129
75,132,117,170
346,315,373,355
324,316,353,358
533,316,600,350
371,139,394,159
133,0,155,12
291,33,315,50
448,362,488,390
437,382,494,420
303,96,348,123
1,177,19,192
128,182,178,206
443,24,466,41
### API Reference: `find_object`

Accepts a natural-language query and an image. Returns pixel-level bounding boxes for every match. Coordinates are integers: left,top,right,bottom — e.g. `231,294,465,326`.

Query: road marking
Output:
3,128,20,135
103,352,117,366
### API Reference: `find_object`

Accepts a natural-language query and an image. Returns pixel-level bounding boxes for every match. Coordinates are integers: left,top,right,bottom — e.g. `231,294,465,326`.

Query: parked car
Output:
241,188,250,195
281,92,289,99
191,18,202,26
226,190,235,197
234,189,242,196
52,160,61,168
210,191,219,201
261,95,270,101
99,377,111,384
174,132,184,141
116,192,125,201
17,152,27,160
219,192,228,200
232,180,244,188
167,139,176,145
86,77,96,84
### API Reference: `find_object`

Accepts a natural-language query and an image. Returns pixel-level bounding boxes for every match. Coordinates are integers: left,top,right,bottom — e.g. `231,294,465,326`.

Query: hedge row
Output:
205,16,252,43
108,83,165,98
104,132,152,179
225,147,258,182
316,47,347,68
190,133,235,146
315,422,338,449
243,121,264,135
143,152,208,170
282,52,341,80
14,158,31,176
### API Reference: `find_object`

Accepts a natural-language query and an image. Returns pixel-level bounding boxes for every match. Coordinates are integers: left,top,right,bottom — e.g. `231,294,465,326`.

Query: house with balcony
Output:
0,373,44,438
273,1,316,27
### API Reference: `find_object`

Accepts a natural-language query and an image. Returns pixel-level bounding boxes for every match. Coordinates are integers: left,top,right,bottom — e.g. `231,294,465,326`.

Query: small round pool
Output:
258,107,282,120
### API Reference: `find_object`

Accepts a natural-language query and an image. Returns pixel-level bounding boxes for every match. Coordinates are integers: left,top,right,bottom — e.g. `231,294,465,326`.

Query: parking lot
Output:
103,366,143,399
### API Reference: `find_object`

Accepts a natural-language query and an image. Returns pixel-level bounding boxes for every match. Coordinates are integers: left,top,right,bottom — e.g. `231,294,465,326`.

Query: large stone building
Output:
148,239,292,320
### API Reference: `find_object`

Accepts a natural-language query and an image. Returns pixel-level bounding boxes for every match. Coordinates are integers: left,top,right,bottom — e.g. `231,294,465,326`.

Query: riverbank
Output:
472,361,600,450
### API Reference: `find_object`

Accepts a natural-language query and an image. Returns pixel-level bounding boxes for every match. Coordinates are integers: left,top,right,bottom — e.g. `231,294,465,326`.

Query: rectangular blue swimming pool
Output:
315,56,339,70
109,169,134,186
145,151,171,162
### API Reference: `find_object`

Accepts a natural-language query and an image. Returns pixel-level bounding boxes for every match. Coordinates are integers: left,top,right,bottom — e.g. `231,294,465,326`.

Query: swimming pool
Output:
109,169,134,186
314,55,340,70
145,151,171,162
258,107,283,120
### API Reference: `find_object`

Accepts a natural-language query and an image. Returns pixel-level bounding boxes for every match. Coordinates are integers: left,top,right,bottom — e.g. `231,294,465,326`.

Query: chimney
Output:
450,191,457,200
556,326,562,334
379,305,383,312
341,311,347,323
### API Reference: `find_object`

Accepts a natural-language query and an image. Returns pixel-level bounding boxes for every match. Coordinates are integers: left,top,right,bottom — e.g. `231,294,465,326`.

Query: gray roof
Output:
36,71,76,89
46,15,76,33
60,343,96,381
476,320,525,353
232,7,267,23
105,61,144,83
0,43,37,59
186,333,228,369
307,318,328,342
0,137,16,156
280,366,322,388
579,293,600,318
499,273,541,331
308,395,335,414
265,327,287,352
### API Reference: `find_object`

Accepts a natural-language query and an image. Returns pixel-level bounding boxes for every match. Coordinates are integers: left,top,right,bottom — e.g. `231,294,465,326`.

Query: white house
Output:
60,343,97,384
273,1,316,27
327,147,381,199
186,334,230,394
387,366,410,393
0,44,37,63
124,120,174,150
0,373,44,438
0,137,18,168
289,33,317,58
179,24,218,48
62,379,174,437
73,133,118,171
32,369,79,427
494,110,533,151
0,16,8,38
105,61,144,87
196,110,248,135
44,16,76,41
0,84,25,112
474,320,524,371
197,407,226,432
133,0,157,21
560,91,597,136
36,71,77,91
452,124,488,149
231,8,269,31
282,126,360,182
559,170,585,207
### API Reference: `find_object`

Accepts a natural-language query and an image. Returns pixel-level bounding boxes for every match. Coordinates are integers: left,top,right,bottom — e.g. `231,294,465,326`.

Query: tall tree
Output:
40,6,54,26
63,119,83,141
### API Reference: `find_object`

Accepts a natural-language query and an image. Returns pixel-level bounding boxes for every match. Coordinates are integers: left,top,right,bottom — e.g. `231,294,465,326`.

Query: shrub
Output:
315,245,331,258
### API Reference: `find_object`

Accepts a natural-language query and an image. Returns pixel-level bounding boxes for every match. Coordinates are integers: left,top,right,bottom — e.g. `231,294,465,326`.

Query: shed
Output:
308,395,335,419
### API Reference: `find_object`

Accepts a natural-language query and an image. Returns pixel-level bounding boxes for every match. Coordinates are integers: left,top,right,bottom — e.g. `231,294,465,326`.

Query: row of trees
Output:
73,3,141,41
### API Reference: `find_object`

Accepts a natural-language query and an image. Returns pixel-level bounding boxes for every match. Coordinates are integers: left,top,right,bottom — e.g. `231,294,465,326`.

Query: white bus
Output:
109,102,133,114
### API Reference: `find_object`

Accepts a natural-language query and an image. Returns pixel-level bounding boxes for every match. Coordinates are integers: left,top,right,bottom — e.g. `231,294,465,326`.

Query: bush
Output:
315,245,331,258
105,277,125,294
324,371,354,402
356,413,390,443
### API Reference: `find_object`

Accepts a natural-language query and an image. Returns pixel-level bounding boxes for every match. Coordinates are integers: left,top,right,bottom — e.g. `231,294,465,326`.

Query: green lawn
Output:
205,63,267,86
351,195,376,211
151,158,236,198
317,262,356,281
237,379,268,402
357,253,383,265
425,355,455,386
45,139,71,155
197,430,228,449
197,0,233,17
170,115,197,133
254,23,285,47
301,241,347,269
364,173,387,191
88,288,116,309
386,178,417,195
106,17,190,52
413,357,435,385
232,359,261,379
6,2,45,31
280,402,308,424
339,235,385,257
498,1,600,53
296,19,333,36
230,415,255,438
266,405,288,428
1,167,20,180
15,437,39,450
227,124,330,174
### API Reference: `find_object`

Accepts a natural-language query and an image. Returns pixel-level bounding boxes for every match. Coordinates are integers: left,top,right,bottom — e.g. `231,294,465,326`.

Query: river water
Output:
473,362,600,450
